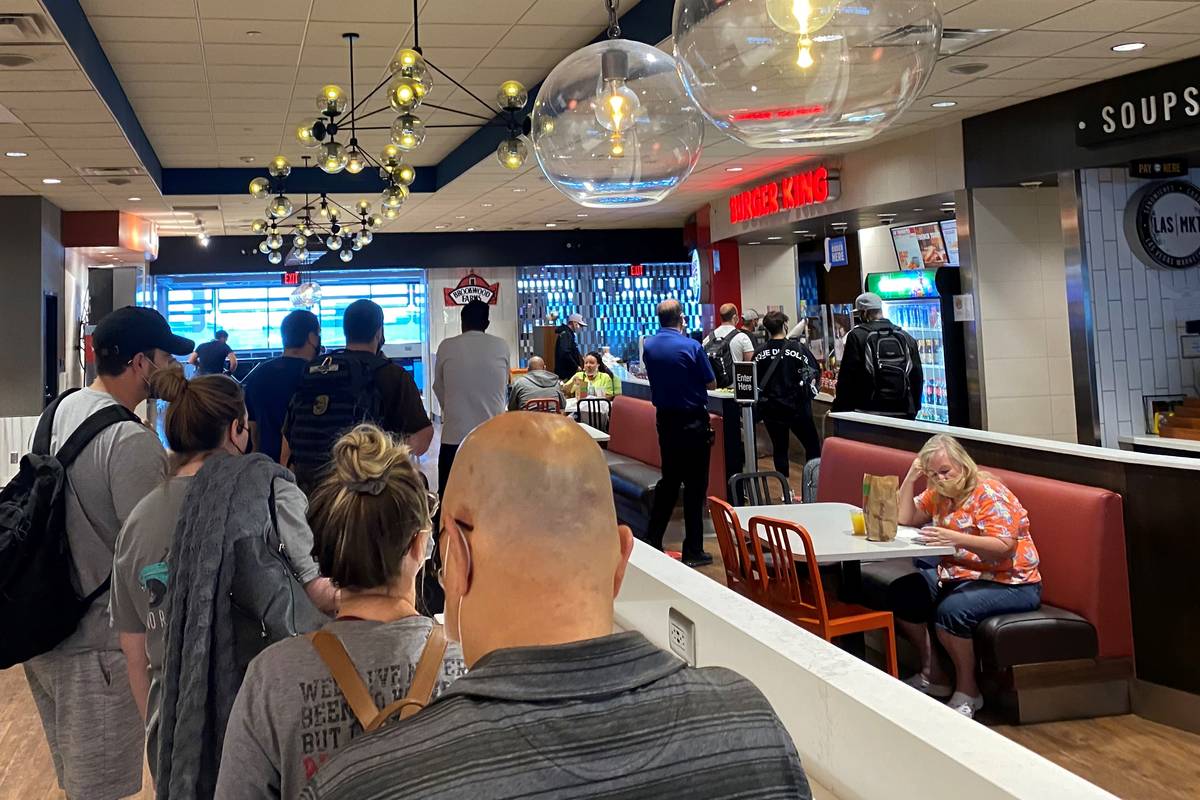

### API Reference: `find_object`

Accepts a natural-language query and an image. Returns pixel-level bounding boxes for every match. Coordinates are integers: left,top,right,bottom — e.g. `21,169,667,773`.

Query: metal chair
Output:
747,515,898,677
522,397,563,414
728,471,793,506
575,397,613,432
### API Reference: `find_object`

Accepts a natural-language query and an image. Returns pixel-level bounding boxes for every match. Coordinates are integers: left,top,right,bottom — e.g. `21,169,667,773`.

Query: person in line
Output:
191,330,237,376
20,306,190,800
753,310,822,475
642,299,716,568
564,351,616,399
893,434,1042,719
154,379,335,798
284,299,432,492
507,355,567,411
243,310,322,462
742,307,767,350
111,369,336,788
553,312,586,380
832,292,923,419
216,425,466,800
703,303,755,363
432,299,511,500
298,413,811,800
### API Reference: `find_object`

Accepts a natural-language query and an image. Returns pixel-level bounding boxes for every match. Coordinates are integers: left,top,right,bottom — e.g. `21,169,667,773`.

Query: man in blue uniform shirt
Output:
641,299,716,567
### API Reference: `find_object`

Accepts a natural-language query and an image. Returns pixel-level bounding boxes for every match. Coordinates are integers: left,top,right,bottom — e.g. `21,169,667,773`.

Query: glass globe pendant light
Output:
258,240,271,254
673,0,942,147
345,149,366,174
531,36,703,207
249,177,271,199
250,218,267,233
268,155,291,177
319,141,349,174
391,114,425,151
340,248,355,263
296,118,324,148
268,195,293,218
318,84,347,116
268,250,283,265
326,234,343,250
381,182,409,208
497,80,528,110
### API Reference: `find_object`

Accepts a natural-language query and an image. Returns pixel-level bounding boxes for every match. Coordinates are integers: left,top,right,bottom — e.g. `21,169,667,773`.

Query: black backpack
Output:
704,329,740,389
864,327,914,411
0,390,139,668
286,352,388,490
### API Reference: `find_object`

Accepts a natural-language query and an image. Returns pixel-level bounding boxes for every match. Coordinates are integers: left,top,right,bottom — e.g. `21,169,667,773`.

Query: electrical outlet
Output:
668,607,696,666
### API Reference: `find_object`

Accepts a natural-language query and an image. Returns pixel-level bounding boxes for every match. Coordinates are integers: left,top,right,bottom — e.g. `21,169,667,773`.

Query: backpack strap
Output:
308,623,447,733
307,630,384,731
32,389,82,456
55,403,141,469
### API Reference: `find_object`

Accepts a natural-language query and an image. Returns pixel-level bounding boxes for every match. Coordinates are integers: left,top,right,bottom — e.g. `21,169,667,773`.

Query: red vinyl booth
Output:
606,396,726,539
817,437,1134,675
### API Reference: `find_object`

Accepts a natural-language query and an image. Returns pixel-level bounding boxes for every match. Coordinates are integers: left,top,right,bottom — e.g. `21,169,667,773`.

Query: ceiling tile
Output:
204,42,301,66
943,0,1090,30
1133,6,1200,34
990,56,1114,80
416,23,514,48
1031,1,1188,32
107,42,204,64
88,15,200,43
1056,31,1197,58
310,0,417,22
200,19,307,45
497,24,596,49
195,0,312,20
0,71,95,92
423,0,536,25
959,30,1108,58
114,63,208,83
80,0,195,17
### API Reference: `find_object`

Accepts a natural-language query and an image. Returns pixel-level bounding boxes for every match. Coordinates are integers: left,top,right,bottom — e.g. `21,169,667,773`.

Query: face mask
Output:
233,421,252,455
929,472,969,500
437,520,472,645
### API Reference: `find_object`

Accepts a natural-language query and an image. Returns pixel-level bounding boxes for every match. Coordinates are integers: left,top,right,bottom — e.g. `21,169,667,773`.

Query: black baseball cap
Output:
93,306,195,360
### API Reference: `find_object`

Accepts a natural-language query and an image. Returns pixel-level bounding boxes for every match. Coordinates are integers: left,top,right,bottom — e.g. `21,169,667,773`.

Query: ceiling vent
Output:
868,26,1007,57
79,166,144,177
0,53,34,67
0,13,56,44
171,204,221,213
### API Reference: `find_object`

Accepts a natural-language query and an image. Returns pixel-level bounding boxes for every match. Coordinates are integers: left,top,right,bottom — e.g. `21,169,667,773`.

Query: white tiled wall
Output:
739,245,798,320
972,187,1076,442
1080,168,1200,448
857,225,898,278
426,267,519,418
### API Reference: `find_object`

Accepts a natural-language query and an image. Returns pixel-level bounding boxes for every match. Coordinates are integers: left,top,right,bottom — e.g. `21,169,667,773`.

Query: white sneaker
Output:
947,692,984,719
903,673,952,698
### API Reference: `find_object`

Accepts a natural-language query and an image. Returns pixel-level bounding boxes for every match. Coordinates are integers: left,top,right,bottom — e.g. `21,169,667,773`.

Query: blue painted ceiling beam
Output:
43,0,676,198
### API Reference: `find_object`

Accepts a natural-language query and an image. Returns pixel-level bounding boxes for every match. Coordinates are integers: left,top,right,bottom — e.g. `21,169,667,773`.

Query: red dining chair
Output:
707,497,758,599
746,515,898,677
522,397,563,414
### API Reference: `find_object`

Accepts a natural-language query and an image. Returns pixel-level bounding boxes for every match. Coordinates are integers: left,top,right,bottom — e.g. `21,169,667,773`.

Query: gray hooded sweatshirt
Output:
508,369,568,410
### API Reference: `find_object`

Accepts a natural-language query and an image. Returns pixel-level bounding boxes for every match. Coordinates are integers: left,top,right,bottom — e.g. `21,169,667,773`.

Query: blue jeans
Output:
891,568,1042,638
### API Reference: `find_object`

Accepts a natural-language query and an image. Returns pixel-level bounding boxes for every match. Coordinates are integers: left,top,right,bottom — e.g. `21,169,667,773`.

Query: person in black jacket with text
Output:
753,311,822,475
553,313,587,380
832,292,924,420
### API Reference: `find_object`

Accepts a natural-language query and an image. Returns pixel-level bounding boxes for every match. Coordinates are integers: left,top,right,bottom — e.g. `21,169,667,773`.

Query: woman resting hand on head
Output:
892,434,1042,720
215,425,466,800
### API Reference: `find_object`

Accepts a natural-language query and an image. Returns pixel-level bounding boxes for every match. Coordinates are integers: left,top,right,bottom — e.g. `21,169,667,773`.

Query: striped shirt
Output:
300,631,812,800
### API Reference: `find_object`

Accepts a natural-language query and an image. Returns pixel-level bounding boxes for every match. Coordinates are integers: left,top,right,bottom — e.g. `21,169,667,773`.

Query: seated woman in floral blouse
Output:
894,434,1042,720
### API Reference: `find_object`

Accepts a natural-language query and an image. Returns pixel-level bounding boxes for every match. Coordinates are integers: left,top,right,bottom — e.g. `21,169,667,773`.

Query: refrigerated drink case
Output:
867,269,967,427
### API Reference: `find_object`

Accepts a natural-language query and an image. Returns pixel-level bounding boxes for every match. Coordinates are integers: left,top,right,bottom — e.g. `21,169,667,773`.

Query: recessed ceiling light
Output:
725,166,744,172
434,224,448,229
1111,42,1146,53
246,30,263,38
481,202,493,208
877,213,894,217
5,151,26,158
948,62,989,76
941,201,956,206
576,213,588,218
455,215,466,219
42,178,61,184
766,236,783,240
545,222,557,227
512,187,527,193
931,100,957,109
912,207,924,212
748,241,762,245
793,230,810,234
239,155,255,163
128,196,141,201
466,227,476,231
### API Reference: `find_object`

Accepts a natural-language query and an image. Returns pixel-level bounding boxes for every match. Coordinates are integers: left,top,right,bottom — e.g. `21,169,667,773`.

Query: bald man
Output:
300,413,811,800
507,356,567,411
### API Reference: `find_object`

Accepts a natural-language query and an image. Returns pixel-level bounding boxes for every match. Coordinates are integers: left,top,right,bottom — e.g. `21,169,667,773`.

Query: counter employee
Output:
642,299,716,568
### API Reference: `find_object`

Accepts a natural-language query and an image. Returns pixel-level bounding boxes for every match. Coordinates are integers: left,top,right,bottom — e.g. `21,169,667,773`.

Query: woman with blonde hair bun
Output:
216,424,466,800
111,366,333,796
893,434,1042,720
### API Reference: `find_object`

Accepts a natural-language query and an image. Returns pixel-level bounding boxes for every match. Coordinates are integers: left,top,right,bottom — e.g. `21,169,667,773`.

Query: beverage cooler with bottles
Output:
866,268,968,426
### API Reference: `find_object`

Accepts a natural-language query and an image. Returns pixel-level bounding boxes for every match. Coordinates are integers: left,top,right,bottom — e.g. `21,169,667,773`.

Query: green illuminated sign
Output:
867,269,939,300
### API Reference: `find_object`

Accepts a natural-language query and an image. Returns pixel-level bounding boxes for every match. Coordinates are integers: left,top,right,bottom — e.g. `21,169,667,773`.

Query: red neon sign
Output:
730,105,825,121
629,263,644,277
728,166,838,225
281,271,301,286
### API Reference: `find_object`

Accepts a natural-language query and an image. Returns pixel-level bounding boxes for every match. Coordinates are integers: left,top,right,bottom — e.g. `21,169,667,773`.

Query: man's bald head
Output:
527,356,546,371
658,299,683,329
441,413,631,664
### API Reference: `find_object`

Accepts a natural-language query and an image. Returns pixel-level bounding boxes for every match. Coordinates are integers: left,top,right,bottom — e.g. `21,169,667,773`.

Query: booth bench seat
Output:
817,436,1134,723
605,396,726,540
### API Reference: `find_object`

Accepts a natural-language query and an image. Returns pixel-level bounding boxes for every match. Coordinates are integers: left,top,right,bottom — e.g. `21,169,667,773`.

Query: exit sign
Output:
629,263,644,277
282,271,301,286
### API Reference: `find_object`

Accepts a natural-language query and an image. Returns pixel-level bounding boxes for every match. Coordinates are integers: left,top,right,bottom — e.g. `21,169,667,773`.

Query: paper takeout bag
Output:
861,474,899,542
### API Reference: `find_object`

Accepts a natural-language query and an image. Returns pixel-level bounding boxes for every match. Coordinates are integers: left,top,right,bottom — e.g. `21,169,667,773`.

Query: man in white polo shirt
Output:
704,304,755,363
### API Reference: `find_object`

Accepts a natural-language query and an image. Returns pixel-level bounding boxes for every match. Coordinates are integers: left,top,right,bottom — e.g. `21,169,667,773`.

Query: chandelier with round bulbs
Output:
248,12,533,260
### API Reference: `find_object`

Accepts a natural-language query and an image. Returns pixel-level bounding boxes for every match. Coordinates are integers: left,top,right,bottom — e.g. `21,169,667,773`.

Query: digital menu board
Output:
891,222,951,270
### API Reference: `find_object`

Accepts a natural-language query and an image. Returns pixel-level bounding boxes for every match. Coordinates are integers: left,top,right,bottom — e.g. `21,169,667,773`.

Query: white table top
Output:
730,502,954,565
577,421,610,443
1119,434,1200,454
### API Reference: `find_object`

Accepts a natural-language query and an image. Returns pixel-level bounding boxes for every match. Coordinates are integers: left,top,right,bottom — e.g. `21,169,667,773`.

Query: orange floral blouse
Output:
915,477,1041,585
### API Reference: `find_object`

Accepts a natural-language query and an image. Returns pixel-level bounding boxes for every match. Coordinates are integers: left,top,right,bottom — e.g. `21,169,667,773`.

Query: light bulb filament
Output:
797,38,815,69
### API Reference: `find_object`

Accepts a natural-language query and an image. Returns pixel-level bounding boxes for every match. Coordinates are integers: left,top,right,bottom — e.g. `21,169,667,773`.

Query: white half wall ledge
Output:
615,542,1116,800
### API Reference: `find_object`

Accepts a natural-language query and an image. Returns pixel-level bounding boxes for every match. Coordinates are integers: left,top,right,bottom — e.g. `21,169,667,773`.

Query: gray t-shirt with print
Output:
111,474,323,765
214,616,466,800
45,387,168,654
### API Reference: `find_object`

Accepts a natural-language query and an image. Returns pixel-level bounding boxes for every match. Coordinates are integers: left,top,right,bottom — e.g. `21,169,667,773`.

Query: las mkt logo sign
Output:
729,166,840,224
444,272,500,305
1125,180,1200,271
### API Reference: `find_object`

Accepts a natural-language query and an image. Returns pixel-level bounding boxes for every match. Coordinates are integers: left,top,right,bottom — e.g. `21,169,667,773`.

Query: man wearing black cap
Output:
832,292,924,420
553,312,586,380
23,306,193,800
